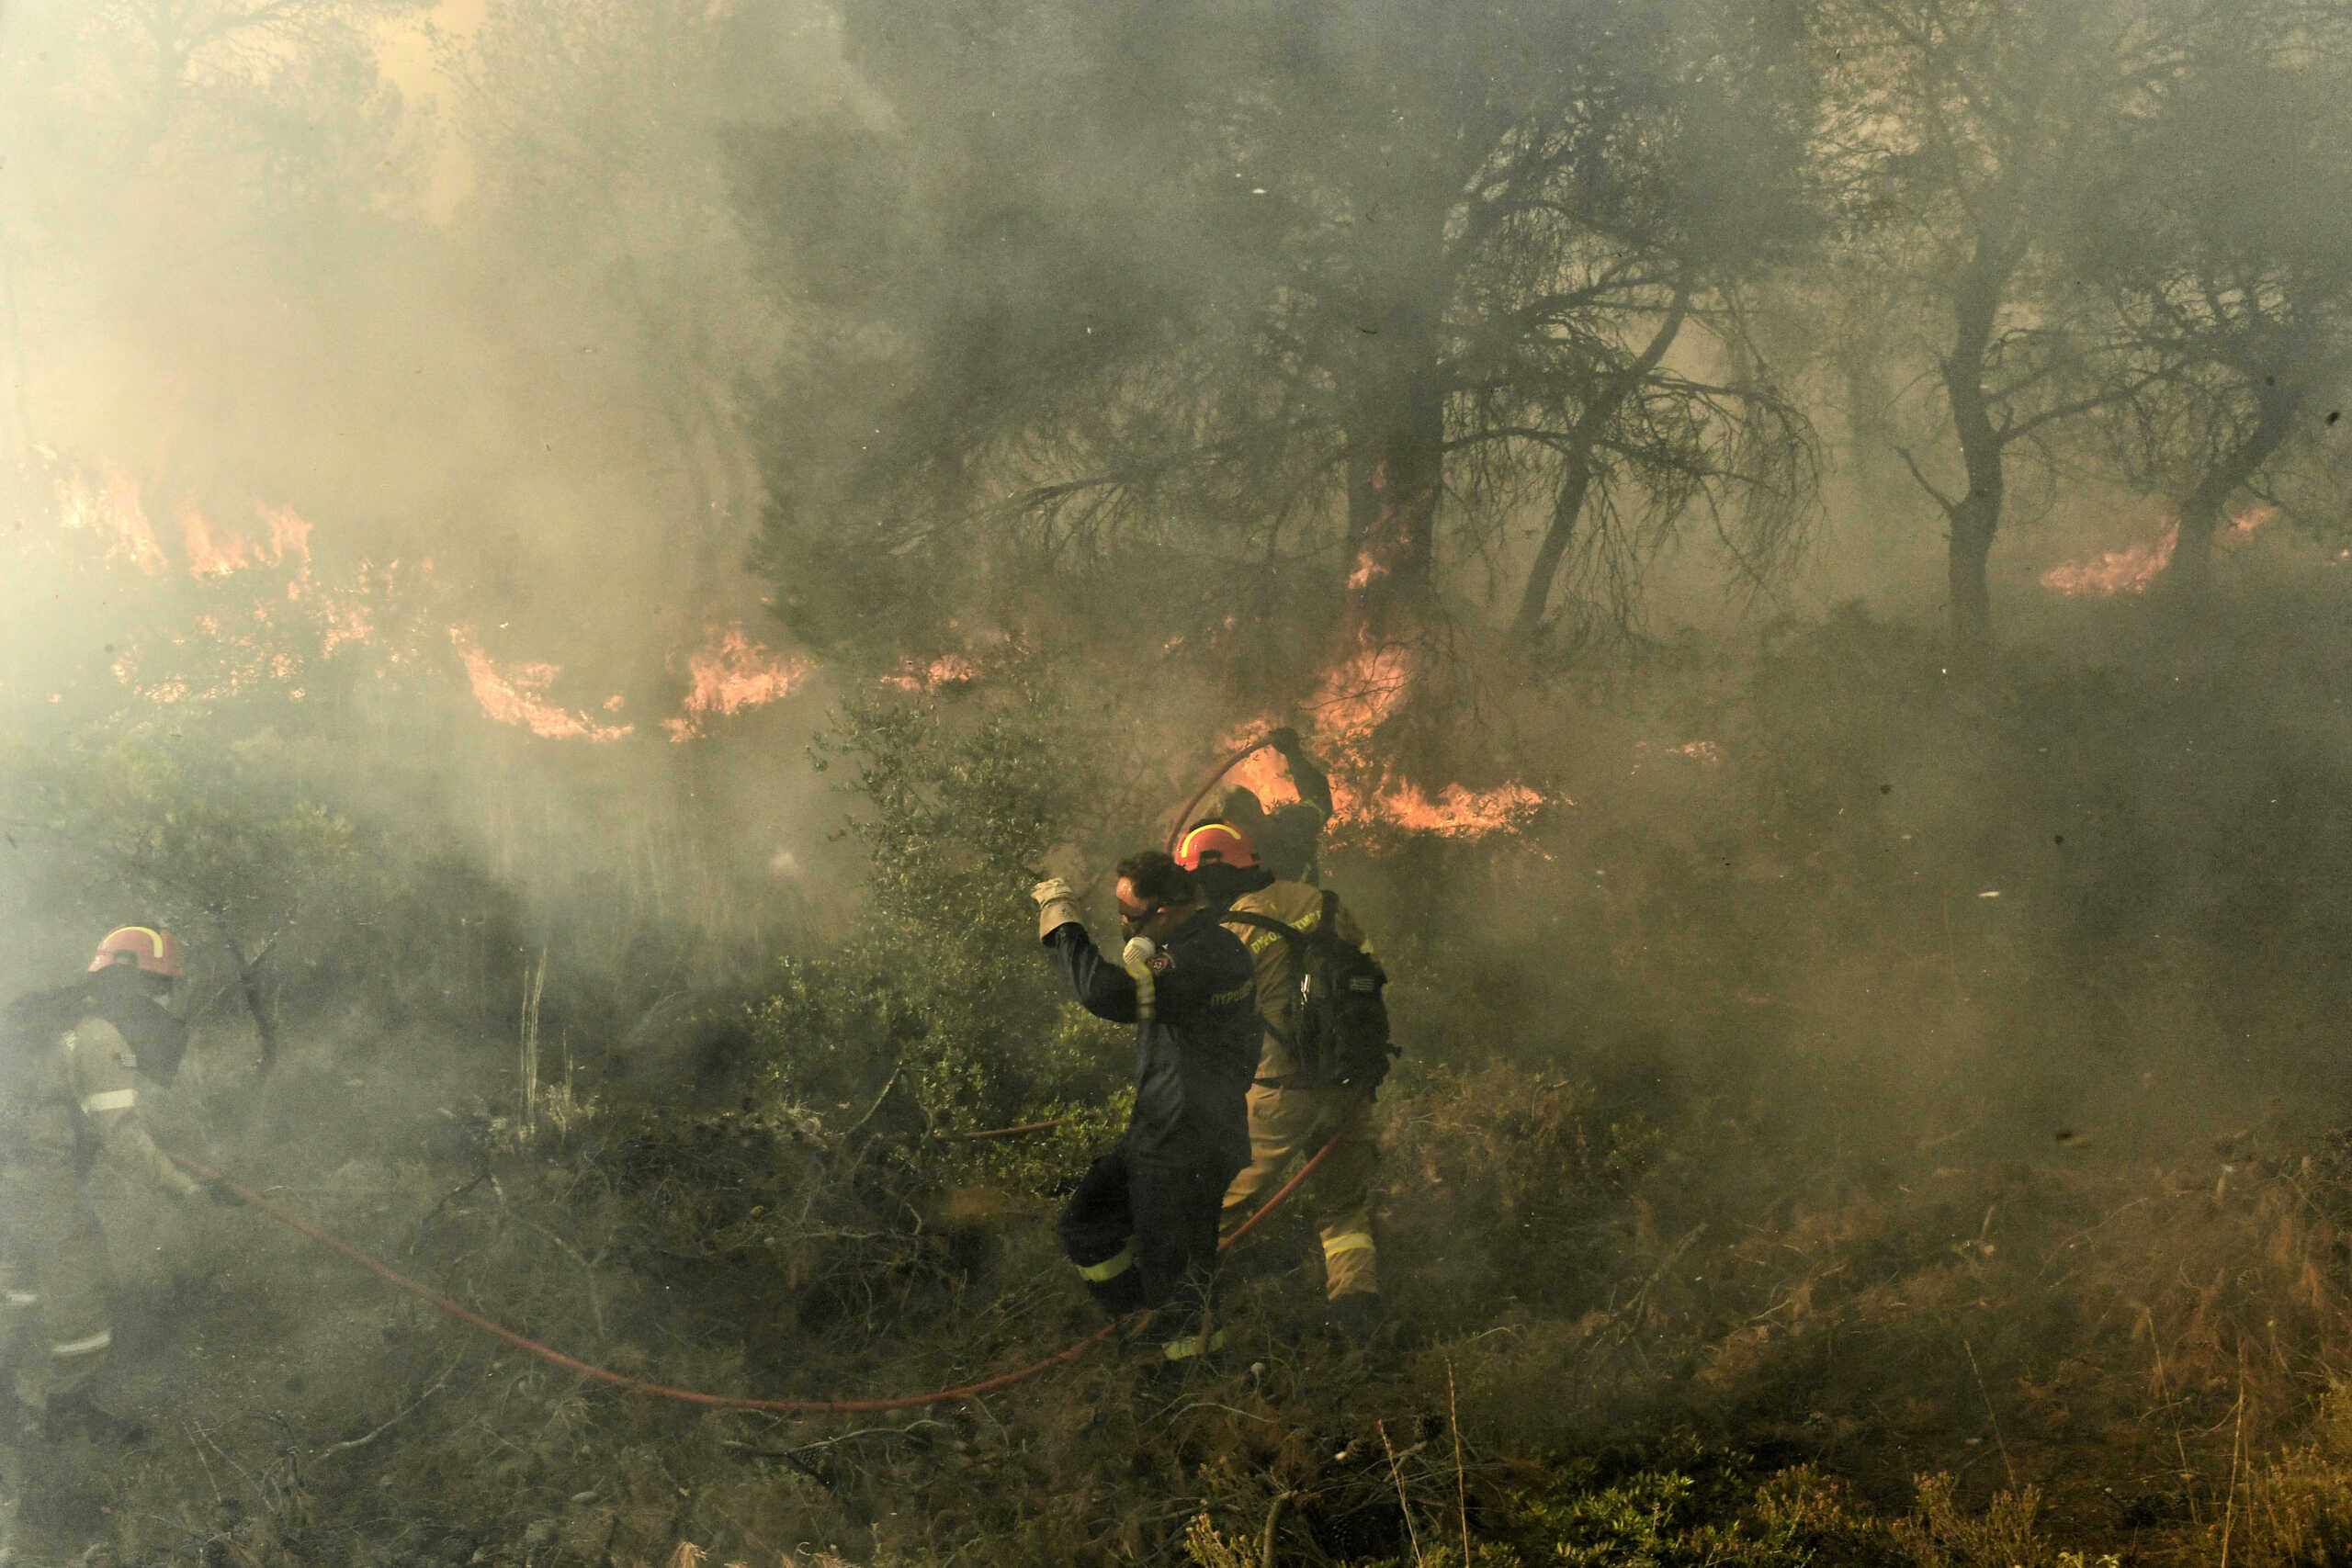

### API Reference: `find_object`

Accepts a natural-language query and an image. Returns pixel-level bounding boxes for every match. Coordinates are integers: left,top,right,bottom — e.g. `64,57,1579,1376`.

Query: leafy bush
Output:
741,663,1141,1190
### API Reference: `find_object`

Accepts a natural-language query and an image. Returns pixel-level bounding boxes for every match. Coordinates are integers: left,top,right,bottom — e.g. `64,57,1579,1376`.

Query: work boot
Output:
1323,1292,1384,1347
40,1389,143,1449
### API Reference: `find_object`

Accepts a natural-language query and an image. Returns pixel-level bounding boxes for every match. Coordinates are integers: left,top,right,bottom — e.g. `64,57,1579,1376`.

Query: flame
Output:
879,653,982,693
1304,641,1417,740
1207,636,1556,844
1220,737,1302,807
663,624,812,740
1361,779,1546,836
2042,505,2279,597
180,502,267,577
451,627,633,741
2041,525,2177,596
57,463,165,573
261,503,313,564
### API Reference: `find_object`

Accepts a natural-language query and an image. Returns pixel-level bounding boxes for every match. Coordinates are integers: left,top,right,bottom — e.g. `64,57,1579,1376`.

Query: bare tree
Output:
1820,0,2213,665
739,0,1822,706
2083,21,2352,597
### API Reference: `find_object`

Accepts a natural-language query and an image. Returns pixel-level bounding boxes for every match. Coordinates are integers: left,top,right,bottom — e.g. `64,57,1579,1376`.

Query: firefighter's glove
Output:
1032,878,1084,942
203,1179,247,1209
1264,726,1305,759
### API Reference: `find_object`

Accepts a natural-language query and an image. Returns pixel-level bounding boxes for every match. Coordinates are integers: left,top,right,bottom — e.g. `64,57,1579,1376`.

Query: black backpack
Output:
1223,890,1396,1095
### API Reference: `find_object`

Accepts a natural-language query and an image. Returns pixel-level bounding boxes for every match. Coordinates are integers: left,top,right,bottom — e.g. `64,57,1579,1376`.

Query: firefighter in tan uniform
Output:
1,927,218,1447
1178,824,1386,1340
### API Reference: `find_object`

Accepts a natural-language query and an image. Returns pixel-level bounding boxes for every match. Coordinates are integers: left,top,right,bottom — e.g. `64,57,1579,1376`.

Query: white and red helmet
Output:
88,926,183,980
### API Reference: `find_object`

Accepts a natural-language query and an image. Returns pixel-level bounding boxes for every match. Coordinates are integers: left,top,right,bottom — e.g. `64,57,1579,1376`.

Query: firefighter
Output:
1177,822,1386,1341
1193,727,1335,884
0,926,232,1448
1031,852,1259,1368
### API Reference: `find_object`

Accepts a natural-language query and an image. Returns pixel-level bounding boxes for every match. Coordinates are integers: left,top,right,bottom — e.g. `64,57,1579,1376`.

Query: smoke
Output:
17,9,2352,1565
0,1,875,1007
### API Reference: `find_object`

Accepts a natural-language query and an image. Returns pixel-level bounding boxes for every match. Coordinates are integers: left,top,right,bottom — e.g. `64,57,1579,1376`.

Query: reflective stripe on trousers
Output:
1077,1243,1135,1282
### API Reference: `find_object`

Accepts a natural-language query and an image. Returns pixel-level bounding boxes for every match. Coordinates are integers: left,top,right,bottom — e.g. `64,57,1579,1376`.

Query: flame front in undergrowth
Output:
451,627,633,742
880,653,982,693
2042,506,2280,597
57,463,165,574
181,502,267,577
2041,525,2178,596
664,624,812,740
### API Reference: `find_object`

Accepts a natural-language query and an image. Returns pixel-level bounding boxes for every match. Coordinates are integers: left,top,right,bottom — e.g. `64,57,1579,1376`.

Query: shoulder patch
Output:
116,1051,139,1071
1145,951,1175,976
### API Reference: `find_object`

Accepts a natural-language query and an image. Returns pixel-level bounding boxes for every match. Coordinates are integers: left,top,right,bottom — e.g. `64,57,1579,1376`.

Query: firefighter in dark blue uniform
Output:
1032,851,1258,1366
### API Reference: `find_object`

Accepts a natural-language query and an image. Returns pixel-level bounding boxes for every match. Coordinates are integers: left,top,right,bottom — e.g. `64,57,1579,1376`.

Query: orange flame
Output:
180,502,267,577
57,464,165,573
1304,641,1417,741
2042,505,2278,597
663,624,811,740
1360,779,1546,836
879,653,982,693
1207,637,1556,845
2229,503,2277,539
2041,525,2177,596
450,627,633,741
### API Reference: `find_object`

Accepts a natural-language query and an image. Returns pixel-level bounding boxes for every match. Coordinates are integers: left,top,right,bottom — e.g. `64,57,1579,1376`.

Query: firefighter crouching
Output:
1178,822,1391,1342
1032,852,1259,1369
0,927,236,1447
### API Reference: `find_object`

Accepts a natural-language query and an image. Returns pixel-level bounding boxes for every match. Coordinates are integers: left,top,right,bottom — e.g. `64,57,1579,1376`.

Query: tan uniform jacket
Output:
1218,880,1371,1083
12,1015,200,1198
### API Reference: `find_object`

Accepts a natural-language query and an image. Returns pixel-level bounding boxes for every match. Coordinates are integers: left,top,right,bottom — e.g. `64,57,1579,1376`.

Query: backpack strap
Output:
1215,908,1304,1061
1218,909,1306,947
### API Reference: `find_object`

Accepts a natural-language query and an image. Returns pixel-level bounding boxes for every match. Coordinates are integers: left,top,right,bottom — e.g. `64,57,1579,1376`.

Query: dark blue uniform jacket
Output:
1045,910,1258,1171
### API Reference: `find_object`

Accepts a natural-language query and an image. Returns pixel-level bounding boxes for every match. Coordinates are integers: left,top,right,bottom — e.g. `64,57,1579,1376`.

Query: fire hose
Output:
166,1135,1340,1415
1165,729,1285,857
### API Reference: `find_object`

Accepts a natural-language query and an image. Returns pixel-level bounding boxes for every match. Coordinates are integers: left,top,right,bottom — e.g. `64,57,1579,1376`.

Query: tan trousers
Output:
1219,1083,1379,1300
0,1161,115,1413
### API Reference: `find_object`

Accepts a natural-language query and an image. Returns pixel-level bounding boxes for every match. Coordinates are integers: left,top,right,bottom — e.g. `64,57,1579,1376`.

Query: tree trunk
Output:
1510,288,1690,643
1341,346,1444,652
2165,387,2298,604
1940,254,2010,670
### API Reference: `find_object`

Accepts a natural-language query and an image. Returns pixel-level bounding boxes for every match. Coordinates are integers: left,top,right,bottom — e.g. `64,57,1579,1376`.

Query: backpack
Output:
1222,890,1396,1095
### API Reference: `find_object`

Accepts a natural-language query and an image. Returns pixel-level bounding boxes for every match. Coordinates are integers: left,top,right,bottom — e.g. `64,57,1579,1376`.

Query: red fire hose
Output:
1166,730,1283,856
168,1134,1339,1414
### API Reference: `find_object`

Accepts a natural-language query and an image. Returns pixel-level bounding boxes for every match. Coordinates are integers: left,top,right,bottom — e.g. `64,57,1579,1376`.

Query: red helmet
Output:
1176,822,1259,872
88,926,182,979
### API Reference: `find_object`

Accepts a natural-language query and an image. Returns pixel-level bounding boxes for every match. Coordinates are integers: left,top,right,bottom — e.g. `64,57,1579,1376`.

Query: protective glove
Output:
1032,877,1084,941
1263,726,1305,758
